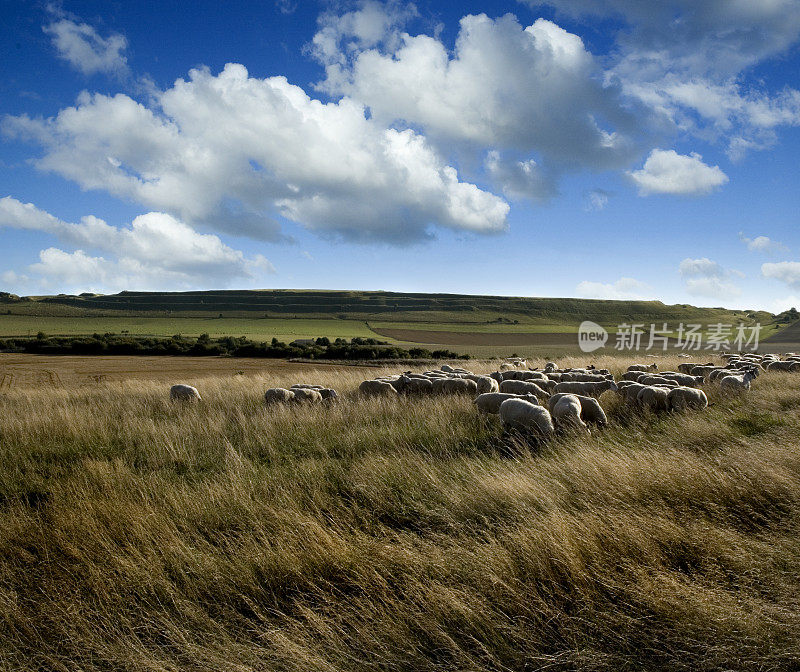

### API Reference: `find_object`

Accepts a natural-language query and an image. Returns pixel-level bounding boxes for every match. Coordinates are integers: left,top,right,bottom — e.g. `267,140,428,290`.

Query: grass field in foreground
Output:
2,355,800,670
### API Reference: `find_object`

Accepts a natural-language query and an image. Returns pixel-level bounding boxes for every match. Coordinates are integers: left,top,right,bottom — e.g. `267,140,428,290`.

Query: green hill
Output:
0,289,776,326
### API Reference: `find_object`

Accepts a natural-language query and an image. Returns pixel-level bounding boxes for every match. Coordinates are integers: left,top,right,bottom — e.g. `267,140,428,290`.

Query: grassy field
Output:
3,354,800,670
0,315,384,341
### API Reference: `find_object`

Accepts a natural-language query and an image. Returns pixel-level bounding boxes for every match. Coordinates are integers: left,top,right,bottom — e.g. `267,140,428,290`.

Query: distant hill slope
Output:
1,289,775,327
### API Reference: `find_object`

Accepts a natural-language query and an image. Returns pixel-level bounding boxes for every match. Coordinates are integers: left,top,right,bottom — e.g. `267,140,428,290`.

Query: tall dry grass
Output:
2,356,800,671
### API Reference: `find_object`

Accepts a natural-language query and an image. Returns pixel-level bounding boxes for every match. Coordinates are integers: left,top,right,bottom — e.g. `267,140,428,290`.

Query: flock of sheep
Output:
168,350,799,443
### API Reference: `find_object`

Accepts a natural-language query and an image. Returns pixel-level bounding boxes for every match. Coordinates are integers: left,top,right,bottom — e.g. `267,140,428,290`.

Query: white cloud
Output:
276,0,297,15
316,13,640,171
762,261,800,290
575,276,653,300
43,17,129,76
739,232,788,254
628,149,728,196
585,188,610,211
683,277,741,299
679,256,741,298
522,1,800,160
311,0,417,69
523,0,800,77
2,63,508,245
0,196,275,292
484,151,557,202
679,257,727,279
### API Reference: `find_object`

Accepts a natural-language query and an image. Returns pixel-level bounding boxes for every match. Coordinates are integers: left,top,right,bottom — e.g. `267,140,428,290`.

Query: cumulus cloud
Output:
762,261,800,291
739,232,788,254
316,13,640,171
0,196,274,292
43,15,129,76
2,64,508,245
628,149,728,196
575,276,653,300
679,256,741,298
311,0,417,71
524,0,800,77
484,151,557,202
523,1,800,159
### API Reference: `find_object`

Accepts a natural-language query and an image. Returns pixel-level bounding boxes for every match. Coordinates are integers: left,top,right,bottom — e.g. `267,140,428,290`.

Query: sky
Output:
1,0,799,312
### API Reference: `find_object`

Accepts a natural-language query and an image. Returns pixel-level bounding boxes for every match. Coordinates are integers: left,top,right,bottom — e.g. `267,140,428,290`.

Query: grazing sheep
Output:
628,364,658,372
720,370,757,391
637,375,679,387
621,371,646,381
499,379,549,400
498,399,555,439
432,378,478,395
548,393,607,426
264,387,295,404
464,374,500,394
170,384,201,402
292,388,323,403
553,380,618,397
619,382,647,404
690,365,719,379
708,368,735,382
550,394,589,433
667,386,708,411
319,388,339,402
637,386,669,412
474,392,539,414
359,380,398,397
659,372,704,387
500,363,515,371
767,361,800,372
400,376,434,394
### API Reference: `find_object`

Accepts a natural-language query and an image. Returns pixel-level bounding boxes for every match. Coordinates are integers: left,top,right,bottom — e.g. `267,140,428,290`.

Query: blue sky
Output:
1,0,800,311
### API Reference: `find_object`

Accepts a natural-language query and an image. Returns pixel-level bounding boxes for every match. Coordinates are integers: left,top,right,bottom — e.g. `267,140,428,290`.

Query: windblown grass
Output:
2,357,800,670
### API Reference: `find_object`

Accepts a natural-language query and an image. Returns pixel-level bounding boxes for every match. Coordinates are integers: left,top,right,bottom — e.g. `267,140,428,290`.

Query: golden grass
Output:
2,355,800,670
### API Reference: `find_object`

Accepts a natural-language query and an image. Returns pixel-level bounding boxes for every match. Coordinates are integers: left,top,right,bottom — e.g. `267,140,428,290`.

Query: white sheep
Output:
319,388,339,402
292,388,323,403
550,394,589,433
264,387,295,404
499,379,549,400
628,364,658,372
170,384,201,402
400,376,434,394
548,393,607,426
767,361,800,372
553,380,617,397
498,398,555,439
474,392,539,414
667,387,708,411
359,380,398,397
464,374,499,394
637,386,669,412
719,370,757,391
637,375,679,387
432,378,478,395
